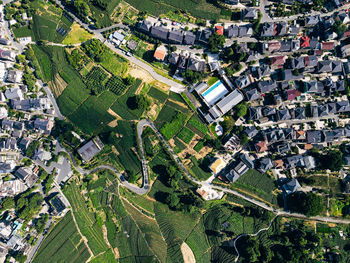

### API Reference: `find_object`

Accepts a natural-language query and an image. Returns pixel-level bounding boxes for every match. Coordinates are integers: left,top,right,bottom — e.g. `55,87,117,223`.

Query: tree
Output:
166,193,180,209
287,192,324,216
321,150,344,171
235,102,248,117
127,171,137,183
208,33,225,53
0,197,15,211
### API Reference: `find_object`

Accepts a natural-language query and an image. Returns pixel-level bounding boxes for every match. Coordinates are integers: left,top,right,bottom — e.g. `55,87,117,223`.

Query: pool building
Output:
195,78,244,123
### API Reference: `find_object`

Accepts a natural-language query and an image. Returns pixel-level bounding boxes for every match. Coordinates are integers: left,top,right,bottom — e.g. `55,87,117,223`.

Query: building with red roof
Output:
286,89,301,101
270,56,285,67
300,35,310,48
321,42,335,51
255,141,268,153
215,25,224,35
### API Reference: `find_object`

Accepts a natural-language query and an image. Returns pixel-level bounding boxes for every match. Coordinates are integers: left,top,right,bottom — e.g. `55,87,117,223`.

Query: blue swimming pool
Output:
202,80,223,96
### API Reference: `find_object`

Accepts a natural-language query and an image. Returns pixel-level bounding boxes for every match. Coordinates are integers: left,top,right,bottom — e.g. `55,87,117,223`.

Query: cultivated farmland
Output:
33,211,91,263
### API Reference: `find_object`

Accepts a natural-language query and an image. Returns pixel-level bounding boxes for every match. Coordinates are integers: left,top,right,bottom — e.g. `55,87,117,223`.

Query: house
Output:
153,45,167,61
18,137,31,151
6,70,22,83
258,158,273,173
215,25,224,35
286,89,301,101
240,154,254,169
321,42,335,51
235,74,252,89
291,57,305,69
50,196,67,215
251,65,270,79
277,22,288,36
78,137,104,162
304,55,318,67
223,133,240,151
183,32,196,45
238,26,253,37
341,44,350,57
168,52,179,65
336,100,350,112
0,50,15,61
307,130,324,143
226,25,239,38
127,40,138,51
0,107,7,119
270,56,285,67
246,88,261,101
187,57,205,72
0,38,9,46
242,8,257,20
150,26,168,41
249,107,263,120
255,140,268,153
263,107,276,117
168,29,184,44
244,126,259,138
209,157,226,174
34,118,54,133
261,22,276,37
198,29,212,44
280,40,291,52
318,60,342,73
294,107,306,119
305,15,320,26
267,41,281,53
33,148,52,162
4,88,23,100
277,109,291,120
283,179,301,195
338,12,350,24
289,25,300,36
138,20,153,33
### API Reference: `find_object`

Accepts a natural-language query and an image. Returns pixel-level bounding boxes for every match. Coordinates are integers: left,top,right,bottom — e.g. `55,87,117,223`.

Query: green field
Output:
160,111,188,140
13,0,73,43
63,183,110,255
33,212,91,263
68,90,117,135
110,79,144,120
177,127,195,144
148,87,168,103
124,0,223,20
234,169,278,206
100,50,128,76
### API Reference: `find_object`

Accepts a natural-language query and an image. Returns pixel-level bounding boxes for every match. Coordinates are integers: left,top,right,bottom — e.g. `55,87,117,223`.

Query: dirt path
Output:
70,208,94,260
181,242,196,263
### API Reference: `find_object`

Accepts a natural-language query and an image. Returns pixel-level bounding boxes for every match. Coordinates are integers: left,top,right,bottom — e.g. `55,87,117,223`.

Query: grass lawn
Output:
33,211,90,263
62,23,93,45
13,25,36,39
177,127,195,144
207,76,218,86
100,50,128,76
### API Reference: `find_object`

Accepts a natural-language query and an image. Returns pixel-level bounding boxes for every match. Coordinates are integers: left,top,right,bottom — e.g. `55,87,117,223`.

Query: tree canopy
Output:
287,192,324,216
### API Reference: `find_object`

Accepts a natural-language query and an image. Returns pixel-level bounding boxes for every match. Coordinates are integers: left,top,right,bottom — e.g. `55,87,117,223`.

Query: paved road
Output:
25,219,53,263
37,80,64,120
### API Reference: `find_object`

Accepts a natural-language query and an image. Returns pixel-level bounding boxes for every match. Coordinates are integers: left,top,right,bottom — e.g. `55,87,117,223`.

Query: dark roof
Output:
226,25,239,38
258,80,277,93
307,130,324,143
187,57,205,72
138,20,153,33
198,29,212,44
168,52,179,65
168,30,184,44
246,88,261,101
150,26,168,41
183,31,196,45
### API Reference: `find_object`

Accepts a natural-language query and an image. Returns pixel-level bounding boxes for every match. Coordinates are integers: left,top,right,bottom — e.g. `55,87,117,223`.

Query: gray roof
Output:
245,126,259,138
307,130,324,143
215,89,244,115
277,109,291,120
283,179,301,194
263,106,276,117
78,137,104,162
337,100,350,112
258,158,273,173
187,57,205,72
291,57,305,69
249,107,263,120
240,154,254,169
168,52,179,65
258,80,277,93
226,25,239,38
280,40,291,52
246,88,261,101
306,15,320,26
261,22,275,37
138,20,153,33
198,29,212,43
304,55,318,67
168,30,184,44
150,26,168,41
294,107,306,119
183,31,196,45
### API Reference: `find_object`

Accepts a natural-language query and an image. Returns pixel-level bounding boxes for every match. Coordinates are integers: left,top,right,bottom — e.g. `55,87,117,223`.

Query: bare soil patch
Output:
181,242,196,263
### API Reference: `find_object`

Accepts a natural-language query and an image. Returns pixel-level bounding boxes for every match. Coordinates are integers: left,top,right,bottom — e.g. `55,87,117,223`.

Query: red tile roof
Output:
255,141,268,153
270,56,285,66
286,89,301,100
321,42,335,50
215,26,224,35
300,35,310,48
